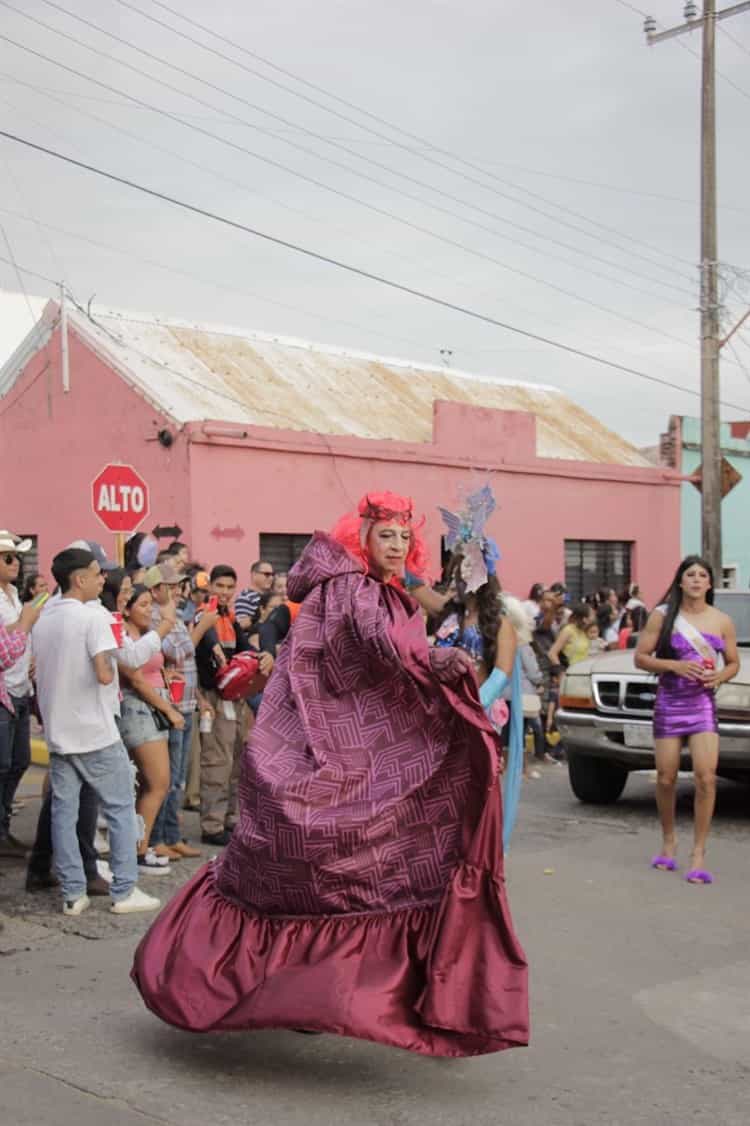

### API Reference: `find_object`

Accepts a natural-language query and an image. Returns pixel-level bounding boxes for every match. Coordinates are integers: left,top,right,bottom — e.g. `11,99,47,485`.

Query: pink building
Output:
0,300,680,603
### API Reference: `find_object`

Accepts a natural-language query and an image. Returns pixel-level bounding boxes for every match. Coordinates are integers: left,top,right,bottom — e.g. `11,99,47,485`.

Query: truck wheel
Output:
568,752,628,804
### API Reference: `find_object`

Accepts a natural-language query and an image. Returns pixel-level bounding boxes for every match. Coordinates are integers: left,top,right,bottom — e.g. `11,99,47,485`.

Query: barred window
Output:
258,533,311,575
564,540,632,603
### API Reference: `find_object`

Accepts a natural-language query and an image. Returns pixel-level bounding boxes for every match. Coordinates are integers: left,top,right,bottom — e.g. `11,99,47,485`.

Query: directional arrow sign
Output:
152,524,183,540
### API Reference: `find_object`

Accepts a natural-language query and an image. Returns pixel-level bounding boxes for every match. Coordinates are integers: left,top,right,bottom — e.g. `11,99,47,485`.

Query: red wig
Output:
330,491,430,583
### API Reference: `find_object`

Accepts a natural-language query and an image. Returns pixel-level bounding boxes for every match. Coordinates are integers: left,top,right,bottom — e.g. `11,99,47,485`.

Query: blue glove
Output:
479,666,509,711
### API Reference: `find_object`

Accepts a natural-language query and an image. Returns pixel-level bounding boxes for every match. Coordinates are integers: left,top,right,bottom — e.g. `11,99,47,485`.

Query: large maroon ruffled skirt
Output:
132,782,528,1056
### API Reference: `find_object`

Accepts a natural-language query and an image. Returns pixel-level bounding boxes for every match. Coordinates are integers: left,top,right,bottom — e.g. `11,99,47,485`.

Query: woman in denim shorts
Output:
119,586,183,874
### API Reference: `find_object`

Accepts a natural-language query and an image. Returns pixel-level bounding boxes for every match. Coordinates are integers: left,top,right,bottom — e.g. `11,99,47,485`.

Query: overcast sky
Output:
1,0,750,446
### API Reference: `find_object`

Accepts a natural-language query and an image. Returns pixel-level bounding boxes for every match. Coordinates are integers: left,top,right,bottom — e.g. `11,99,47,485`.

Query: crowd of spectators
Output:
0,519,653,914
0,528,288,917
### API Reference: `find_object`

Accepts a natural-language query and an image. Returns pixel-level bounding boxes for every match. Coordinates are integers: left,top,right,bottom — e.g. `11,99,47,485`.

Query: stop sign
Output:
91,463,150,534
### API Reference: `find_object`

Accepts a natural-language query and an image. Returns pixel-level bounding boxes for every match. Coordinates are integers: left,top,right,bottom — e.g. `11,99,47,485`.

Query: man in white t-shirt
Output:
33,547,160,917
0,531,34,855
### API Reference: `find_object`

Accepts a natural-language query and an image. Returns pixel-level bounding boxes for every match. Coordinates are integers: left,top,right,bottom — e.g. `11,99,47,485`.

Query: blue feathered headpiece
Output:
438,485,500,594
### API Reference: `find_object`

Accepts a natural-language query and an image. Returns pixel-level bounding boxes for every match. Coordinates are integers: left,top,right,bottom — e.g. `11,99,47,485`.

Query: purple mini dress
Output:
652,631,724,739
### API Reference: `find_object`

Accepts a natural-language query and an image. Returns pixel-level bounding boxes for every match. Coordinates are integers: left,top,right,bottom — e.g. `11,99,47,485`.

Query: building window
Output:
564,540,632,602
722,564,738,590
259,533,311,575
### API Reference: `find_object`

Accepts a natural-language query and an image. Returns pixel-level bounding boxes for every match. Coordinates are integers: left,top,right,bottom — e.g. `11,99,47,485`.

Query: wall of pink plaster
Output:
187,424,680,605
0,326,191,568
0,334,680,601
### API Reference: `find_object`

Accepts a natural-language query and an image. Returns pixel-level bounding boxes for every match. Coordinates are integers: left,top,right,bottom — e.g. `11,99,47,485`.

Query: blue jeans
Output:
151,713,193,847
50,741,138,901
0,694,31,838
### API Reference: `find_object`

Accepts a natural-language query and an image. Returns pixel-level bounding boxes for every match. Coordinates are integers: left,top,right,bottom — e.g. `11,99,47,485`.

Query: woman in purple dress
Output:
636,556,738,884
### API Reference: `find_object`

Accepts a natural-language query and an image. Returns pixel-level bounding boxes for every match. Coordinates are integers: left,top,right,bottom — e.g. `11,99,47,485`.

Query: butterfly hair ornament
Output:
438,485,500,594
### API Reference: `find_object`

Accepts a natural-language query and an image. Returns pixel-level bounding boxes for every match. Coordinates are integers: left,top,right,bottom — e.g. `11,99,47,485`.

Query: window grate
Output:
259,533,311,575
564,539,632,603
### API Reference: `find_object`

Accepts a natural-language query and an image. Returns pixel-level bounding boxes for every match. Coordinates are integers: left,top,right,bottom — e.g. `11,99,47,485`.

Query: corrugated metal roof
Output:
1,298,650,465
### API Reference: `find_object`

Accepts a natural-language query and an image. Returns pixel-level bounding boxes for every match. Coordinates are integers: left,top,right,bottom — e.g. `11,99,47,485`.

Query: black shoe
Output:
25,868,60,891
86,875,112,897
201,830,232,847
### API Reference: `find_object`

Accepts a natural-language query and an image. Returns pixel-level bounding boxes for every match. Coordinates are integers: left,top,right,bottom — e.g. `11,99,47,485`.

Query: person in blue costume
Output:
411,487,524,850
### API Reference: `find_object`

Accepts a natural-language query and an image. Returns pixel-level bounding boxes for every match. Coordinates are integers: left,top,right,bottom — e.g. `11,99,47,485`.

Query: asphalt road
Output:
1,763,749,1126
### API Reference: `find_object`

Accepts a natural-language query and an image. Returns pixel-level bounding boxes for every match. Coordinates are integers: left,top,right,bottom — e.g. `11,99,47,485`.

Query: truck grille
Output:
624,682,658,711
593,674,658,714
595,680,620,709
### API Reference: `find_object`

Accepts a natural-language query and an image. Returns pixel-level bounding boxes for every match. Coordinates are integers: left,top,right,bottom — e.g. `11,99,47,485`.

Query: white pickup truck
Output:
556,591,750,804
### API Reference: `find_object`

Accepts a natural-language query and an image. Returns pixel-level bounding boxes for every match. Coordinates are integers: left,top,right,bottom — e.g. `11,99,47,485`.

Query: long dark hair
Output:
21,573,42,603
655,555,714,658
100,568,127,613
437,554,504,669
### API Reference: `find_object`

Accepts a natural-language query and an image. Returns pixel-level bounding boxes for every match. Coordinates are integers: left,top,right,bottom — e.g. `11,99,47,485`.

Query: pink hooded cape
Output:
132,533,529,1057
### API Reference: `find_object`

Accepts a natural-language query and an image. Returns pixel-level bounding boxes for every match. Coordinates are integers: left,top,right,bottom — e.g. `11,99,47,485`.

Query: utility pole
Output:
643,1,750,583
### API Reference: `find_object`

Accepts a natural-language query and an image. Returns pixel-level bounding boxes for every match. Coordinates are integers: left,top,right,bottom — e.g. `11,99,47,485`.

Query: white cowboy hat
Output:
0,531,32,554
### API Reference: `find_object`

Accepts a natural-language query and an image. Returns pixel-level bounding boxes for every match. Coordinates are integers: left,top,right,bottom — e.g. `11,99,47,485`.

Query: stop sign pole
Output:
91,463,150,566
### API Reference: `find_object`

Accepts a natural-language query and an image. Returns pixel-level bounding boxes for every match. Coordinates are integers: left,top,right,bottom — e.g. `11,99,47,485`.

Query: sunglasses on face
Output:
2,553,19,565
258,570,274,578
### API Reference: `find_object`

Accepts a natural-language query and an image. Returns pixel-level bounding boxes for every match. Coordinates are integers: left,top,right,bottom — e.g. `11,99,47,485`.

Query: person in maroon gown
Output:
132,492,529,1057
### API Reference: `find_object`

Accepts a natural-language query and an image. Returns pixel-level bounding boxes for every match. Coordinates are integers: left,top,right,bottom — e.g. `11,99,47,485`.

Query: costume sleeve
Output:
0,624,26,671
318,573,401,694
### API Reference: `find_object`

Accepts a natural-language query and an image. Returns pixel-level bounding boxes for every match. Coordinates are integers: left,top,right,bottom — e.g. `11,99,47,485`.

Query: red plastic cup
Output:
168,679,185,705
110,612,124,648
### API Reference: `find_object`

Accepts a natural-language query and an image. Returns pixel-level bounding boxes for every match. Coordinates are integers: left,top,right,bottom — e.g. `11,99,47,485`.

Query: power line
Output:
0,224,42,323
719,24,750,58
4,71,748,216
0,2,697,304
40,0,701,297
0,35,701,350
0,203,443,354
0,247,58,287
1,81,704,373
0,189,720,382
615,0,750,101
1,126,748,415
125,0,696,273
0,76,478,311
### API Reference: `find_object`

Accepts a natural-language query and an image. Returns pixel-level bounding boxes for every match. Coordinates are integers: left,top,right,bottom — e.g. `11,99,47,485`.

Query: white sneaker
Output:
63,893,90,916
137,848,171,875
110,886,161,914
96,859,113,884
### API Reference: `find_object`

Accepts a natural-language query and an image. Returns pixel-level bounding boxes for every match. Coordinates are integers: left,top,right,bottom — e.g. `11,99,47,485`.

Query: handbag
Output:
522,693,542,718
150,704,172,732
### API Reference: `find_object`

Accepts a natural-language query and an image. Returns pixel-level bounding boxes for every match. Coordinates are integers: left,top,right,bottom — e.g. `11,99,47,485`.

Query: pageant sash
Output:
674,613,722,668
